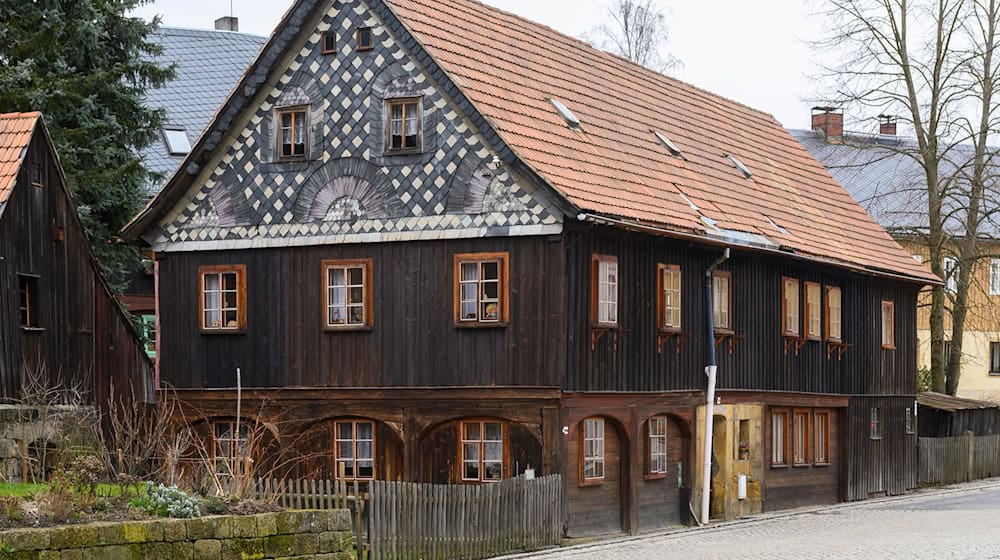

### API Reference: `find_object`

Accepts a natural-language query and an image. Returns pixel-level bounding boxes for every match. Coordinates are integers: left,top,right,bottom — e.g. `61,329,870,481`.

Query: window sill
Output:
881,344,896,351
200,328,247,335
792,463,811,468
579,478,605,488
21,326,45,333
384,147,422,156
324,325,374,333
644,472,668,481
990,372,1000,377
455,322,509,329
814,462,831,467
770,463,789,469
275,155,309,163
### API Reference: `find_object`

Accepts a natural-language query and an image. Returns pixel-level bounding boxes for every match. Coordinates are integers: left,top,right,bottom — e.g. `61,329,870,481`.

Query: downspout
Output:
701,248,730,525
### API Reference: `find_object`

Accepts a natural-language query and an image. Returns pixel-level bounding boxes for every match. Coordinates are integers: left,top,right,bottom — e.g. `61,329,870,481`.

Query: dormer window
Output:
162,126,191,156
277,107,308,160
356,27,374,51
385,98,421,153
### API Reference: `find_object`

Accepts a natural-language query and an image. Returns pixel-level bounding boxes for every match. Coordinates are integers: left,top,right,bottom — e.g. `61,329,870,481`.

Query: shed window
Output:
199,265,247,332
826,287,842,341
356,27,374,51
277,108,307,160
805,282,821,339
712,270,732,331
658,264,681,330
213,421,249,479
647,416,668,475
582,418,605,482
335,420,375,480
321,31,336,54
18,275,36,328
814,411,830,465
990,342,1000,376
771,409,788,466
782,278,800,336
455,253,508,325
793,410,810,465
870,408,882,440
324,259,373,329
592,255,618,326
461,420,504,482
881,300,895,349
385,98,421,152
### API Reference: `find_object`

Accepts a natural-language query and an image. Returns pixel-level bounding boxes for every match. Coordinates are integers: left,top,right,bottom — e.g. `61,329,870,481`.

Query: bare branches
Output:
584,0,681,73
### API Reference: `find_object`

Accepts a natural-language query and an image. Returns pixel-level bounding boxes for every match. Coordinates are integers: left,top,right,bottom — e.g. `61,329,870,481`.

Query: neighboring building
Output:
125,21,267,357
0,112,155,473
917,392,1000,437
793,110,1000,402
122,0,936,535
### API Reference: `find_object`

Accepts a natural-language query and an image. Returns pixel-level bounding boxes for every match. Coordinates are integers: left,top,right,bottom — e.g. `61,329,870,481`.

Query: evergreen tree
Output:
0,0,175,289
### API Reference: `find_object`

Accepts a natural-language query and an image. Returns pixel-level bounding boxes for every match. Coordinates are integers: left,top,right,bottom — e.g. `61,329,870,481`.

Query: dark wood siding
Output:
636,414,687,531
566,416,625,537
563,223,920,396
918,405,1000,437
844,396,918,500
156,235,564,389
764,406,841,511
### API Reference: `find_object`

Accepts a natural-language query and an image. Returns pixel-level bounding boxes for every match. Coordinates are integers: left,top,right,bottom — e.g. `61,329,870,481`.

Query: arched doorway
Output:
637,413,692,532
567,416,627,537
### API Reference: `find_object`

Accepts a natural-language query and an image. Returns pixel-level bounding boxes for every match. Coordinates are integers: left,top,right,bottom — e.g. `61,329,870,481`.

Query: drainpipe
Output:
701,248,730,525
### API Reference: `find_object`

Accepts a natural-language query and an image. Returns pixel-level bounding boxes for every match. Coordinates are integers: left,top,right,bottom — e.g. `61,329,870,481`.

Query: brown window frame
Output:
825,286,842,342
657,264,681,332
320,31,336,54
881,300,895,349
904,407,915,435
592,254,619,328
814,411,831,465
212,420,250,480
322,259,374,331
646,416,668,479
459,419,506,483
275,106,309,161
770,408,789,467
805,282,822,340
580,417,606,486
792,409,811,466
17,274,37,328
334,419,376,481
384,97,422,154
199,265,247,333
712,270,733,333
453,252,509,327
781,277,800,336
356,27,374,51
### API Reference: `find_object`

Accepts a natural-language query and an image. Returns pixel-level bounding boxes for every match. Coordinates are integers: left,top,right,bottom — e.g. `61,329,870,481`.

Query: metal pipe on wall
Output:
701,248,730,525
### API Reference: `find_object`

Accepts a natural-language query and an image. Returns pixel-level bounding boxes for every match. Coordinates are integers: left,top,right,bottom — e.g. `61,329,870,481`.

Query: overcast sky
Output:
132,0,825,130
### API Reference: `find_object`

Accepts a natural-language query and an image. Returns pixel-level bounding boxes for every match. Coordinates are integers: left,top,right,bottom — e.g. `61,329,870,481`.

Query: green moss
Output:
48,525,98,549
3,529,49,551
221,538,264,560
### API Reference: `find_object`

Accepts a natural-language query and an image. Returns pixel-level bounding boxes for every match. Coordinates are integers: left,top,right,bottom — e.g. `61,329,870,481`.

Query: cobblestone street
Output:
518,481,1000,560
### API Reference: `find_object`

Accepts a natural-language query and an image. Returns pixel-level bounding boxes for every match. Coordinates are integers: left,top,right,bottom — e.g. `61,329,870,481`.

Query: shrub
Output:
66,454,104,496
129,482,201,518
0,496,23,522
202,495,229,515
37,473,76,522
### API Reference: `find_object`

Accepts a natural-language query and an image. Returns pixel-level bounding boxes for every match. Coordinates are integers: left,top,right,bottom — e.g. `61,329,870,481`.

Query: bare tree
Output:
585,0,681,73
813,0,1000,394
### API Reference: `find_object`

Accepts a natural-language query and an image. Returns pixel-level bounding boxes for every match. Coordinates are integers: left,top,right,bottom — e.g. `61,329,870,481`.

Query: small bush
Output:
37,473,76,522
129,482,200,518
0,496,23,522
66,455,104,496
202,495,229,515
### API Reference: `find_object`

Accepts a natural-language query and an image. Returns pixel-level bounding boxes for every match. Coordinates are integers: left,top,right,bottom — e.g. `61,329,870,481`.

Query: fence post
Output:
966,431,975,482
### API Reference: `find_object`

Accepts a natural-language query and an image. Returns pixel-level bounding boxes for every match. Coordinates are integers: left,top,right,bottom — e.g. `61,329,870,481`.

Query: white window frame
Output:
991,259,1000,296
324,262,368,328
660,265,681,330
456,255,505,324
944,256,958,294
582,418,606,482
648,417,668,475
782,278,800,336
806,282,822,339
593,256,618,326
461,420,504,483
713,271,732,331
335,420,375,481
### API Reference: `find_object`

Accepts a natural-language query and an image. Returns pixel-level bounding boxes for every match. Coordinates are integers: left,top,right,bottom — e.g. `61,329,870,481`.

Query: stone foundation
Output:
0,404,97,482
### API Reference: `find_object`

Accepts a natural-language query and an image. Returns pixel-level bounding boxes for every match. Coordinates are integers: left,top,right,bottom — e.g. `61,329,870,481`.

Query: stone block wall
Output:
0,510,353,560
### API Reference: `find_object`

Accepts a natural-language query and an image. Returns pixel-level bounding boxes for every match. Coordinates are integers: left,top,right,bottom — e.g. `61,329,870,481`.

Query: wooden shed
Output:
917,392,1000,437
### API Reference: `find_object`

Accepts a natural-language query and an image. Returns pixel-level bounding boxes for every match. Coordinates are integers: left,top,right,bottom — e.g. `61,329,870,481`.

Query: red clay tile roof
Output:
386,0,937,283
0,112,40,206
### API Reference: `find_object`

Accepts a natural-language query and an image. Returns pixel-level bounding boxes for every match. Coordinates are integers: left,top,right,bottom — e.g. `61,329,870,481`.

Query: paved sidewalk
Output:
503,479,1000,560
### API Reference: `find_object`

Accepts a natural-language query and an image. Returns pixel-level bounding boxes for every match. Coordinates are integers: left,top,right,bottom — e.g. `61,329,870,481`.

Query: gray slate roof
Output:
790,128,1000,237
140,27,267,195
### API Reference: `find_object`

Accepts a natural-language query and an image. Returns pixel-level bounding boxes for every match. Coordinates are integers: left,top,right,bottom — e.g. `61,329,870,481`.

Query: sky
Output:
132,0,826,130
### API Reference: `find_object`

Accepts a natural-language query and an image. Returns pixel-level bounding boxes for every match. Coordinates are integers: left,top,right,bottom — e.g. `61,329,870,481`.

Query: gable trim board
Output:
121,0,937,286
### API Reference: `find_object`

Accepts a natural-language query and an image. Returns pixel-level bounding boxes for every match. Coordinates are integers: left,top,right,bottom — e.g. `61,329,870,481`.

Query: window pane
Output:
482,281,499,300
329,268,345,287
357,441,373,460
337,422,353,440
481,261,499,281
464,462,480,480
357,461,374,479
348,267,364,285
463,422,481,441
337,441,354,460
484,441,502,461
461,262,478,282
484,422,502,441
349,287,364,305
462,443,479,461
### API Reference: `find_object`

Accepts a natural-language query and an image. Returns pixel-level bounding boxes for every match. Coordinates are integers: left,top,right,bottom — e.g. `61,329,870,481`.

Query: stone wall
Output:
0,404,97,482
0,510,353,560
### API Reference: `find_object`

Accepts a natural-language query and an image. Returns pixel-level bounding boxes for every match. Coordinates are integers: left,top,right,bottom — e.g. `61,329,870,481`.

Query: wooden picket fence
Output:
367,474,564,560
918,433,1000,485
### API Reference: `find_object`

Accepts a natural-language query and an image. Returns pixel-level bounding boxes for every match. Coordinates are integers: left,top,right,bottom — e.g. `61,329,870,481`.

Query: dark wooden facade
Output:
0,119,153,406
917,393,1000,437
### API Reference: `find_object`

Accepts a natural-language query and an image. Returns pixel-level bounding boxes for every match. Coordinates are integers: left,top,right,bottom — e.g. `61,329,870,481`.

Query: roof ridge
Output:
0,111,41,120
154,26,268,40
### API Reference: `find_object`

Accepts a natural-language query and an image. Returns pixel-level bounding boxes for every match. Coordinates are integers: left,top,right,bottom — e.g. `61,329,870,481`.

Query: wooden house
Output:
0,112,154,408
121,0,938,536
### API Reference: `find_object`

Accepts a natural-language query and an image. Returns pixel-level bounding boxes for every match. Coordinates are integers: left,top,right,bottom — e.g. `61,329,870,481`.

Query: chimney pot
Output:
811,107,844,142
215,16,239,32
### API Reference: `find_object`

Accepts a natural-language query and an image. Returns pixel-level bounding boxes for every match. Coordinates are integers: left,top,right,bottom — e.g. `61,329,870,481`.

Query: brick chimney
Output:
214,16,239,32
811,107,844,142
878,114,897,136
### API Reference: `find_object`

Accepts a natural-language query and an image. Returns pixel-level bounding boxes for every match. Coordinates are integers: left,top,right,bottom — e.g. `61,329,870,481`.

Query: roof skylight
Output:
550,98,581,129
678,192,699,212
727,154,752,179
765,215,789,235
654,131,682,157
163,127,191,156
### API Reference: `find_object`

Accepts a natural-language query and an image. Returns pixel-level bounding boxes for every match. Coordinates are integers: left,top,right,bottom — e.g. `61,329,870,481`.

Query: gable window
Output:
991,259,1000,296
771,409,788,467
870,408,882,440
826,287,842,341
454,253,508,325
277,107,307,160
712,270,732,331
385,98,421,153
592,255,618,327
782,277,800,336
581,418,605,483
647,416,668,476
657,264,681,331
29,161,43,187
881,300,895,349
213,421,249,479
461,420,504,482
199,265,247,332
944,257,958,293
18,275,37,328
814,411,830,465
356,27,374,51
323,259,373,329
805,282,822,339
990,342,1000,376
793,410,810,465
335,420,375,480
321,31,336,54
